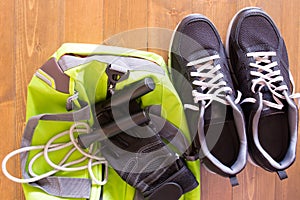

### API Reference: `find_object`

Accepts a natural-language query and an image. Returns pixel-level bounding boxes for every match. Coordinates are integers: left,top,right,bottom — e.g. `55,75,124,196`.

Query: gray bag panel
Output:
58,55,165,75
21,105,92,199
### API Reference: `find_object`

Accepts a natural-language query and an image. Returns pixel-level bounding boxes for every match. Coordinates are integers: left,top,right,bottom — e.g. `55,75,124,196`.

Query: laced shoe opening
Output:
187,55,243,169
204,104,240,167
242,51,299,166
258,108,290,162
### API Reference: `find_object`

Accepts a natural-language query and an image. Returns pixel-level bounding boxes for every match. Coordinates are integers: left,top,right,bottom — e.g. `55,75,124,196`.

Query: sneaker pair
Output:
169,7,299,186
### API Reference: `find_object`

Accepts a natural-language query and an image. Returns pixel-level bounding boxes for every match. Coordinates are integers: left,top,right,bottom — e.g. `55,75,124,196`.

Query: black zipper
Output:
99,165,104,200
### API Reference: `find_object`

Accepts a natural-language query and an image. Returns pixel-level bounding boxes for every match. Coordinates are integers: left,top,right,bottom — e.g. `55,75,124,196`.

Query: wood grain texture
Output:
0,0,15,103
64,0,104,43
15,0,64,120
200,167,232,200
1,1,300,200
103,0,148,50
192,0,238,42
13,1,64,199
0,1,19,199
282,1,300,194
148,0,193,60
0,102,19,199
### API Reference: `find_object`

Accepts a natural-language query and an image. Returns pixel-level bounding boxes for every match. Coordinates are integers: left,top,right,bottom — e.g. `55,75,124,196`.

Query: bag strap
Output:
147,106,197,160
52,43,166,68
57,54,165,76
21,105,93,199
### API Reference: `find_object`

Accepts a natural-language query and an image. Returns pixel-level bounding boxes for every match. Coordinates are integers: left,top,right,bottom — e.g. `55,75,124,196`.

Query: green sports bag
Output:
2,43,200,200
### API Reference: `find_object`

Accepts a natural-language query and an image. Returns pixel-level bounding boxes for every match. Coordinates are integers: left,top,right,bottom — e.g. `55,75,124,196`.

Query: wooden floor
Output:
1,0,299,199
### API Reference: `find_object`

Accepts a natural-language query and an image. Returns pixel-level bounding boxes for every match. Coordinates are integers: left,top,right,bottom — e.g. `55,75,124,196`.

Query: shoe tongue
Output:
260,106,285,118
261,86,274,101
247,44,276,53
259,88,287,117
248,45,285,116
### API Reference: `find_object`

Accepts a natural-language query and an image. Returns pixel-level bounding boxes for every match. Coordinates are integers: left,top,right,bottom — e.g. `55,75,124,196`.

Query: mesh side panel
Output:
279,42,291,90
180,21,220,59
239,16,279,49
281,42,289,66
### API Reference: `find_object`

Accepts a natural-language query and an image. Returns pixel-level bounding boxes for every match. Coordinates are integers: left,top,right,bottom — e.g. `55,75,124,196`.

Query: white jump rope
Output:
2,122,108,185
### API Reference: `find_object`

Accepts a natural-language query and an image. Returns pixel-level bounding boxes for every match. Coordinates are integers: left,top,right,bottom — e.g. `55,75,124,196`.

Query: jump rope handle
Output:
77,77,155,148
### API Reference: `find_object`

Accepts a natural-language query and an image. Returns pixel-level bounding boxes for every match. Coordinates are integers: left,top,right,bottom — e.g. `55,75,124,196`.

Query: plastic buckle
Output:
106,64,126,86
100,160,109,185
66,92,79,111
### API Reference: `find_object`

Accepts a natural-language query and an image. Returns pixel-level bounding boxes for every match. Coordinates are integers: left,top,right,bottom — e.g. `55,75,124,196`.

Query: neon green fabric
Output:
22,43,200,200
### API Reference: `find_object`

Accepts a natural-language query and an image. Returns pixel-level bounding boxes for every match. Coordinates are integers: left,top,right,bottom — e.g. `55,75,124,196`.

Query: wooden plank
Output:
0,1,18,199
15,0,64,107
15,0,65,117
13,1,65,199
256,168,276,200
280,0,300,89
233,164,257,200
0,102,20,199
1,1,300,200
147,0,193,60
64,0,104,43
280,1,300,200
192,0,237,42
260,0,283,31
0,0,15,103
275,178,288,200
103,0,148,50
295,5,300,92
235,164,277,200
201,167,233,200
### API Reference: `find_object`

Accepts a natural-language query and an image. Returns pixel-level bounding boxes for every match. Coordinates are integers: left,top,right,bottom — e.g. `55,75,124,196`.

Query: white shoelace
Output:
2,122,108,185
184,54,241,110
241,51,300,109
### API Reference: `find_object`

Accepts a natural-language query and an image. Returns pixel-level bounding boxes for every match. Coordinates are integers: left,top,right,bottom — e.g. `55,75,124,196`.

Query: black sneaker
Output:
226,7,299,179
169,14,247,186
